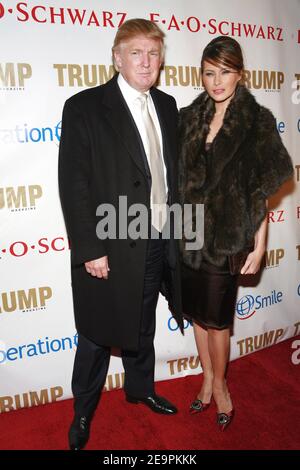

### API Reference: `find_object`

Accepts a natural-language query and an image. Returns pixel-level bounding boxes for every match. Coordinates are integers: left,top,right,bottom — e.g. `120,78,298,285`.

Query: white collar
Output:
117,73,150,104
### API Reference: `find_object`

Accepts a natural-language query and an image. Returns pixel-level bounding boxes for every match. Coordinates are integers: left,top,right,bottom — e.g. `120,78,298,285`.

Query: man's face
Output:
114,35,162,92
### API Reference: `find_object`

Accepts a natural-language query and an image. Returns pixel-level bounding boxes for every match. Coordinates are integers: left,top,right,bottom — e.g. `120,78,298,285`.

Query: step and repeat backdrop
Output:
1,0,299,412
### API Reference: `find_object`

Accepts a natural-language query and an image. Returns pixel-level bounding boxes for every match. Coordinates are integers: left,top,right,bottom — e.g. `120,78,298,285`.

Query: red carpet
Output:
1,336,299,450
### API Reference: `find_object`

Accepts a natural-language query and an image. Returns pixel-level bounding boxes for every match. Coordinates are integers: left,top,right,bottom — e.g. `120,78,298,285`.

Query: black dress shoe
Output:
126,393,178,414
68,415,91,450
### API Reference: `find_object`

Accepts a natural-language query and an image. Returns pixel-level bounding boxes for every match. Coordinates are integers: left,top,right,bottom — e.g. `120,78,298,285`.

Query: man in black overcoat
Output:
58,18,183,450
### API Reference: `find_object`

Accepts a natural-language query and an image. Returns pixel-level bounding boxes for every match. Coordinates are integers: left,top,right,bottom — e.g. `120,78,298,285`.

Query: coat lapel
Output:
101,75,148,179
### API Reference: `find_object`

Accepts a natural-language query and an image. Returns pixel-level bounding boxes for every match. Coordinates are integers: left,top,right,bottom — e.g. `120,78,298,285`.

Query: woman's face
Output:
202,60,241,103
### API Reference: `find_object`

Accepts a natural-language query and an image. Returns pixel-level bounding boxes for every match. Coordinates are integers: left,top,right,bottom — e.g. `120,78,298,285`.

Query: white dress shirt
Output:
117,73,168,192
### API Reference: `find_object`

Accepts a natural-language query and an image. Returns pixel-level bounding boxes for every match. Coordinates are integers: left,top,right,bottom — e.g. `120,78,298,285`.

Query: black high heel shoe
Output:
216,409,235,431
189,398,211,414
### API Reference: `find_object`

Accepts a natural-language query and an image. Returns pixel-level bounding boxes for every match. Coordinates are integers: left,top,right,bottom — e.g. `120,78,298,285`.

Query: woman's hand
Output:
241,203,268,275
240,248,265,275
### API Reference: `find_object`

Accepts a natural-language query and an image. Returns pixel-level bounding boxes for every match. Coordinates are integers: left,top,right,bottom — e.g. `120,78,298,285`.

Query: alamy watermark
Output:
291,339,300,365
95,196,204,251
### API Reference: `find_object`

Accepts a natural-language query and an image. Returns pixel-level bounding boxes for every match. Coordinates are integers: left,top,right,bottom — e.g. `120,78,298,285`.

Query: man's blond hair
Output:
112,18,165,70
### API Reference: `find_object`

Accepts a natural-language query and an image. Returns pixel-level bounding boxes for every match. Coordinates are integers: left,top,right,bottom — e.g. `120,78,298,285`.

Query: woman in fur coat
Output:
178,36,293,430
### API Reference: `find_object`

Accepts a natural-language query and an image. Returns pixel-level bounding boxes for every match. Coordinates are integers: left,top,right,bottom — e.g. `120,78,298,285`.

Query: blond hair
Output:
112,18,165,69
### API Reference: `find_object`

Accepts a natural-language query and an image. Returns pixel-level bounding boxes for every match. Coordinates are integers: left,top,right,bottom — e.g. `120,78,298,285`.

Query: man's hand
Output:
85,256,110,279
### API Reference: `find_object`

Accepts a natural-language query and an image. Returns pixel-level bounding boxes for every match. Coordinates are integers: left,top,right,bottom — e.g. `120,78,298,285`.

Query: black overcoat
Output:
59,75,183,350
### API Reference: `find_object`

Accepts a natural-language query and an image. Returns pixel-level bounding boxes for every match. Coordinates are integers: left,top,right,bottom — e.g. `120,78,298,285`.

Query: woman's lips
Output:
213,89,225,95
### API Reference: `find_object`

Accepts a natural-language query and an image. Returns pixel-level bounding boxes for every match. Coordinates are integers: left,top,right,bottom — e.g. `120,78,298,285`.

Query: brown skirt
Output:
181,259,239,329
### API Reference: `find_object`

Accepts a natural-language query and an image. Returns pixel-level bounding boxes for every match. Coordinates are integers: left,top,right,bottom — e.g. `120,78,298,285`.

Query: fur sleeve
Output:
256,107,294,197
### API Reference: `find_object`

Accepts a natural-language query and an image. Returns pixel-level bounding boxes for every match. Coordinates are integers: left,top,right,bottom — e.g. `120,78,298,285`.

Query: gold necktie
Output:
138,93,167,232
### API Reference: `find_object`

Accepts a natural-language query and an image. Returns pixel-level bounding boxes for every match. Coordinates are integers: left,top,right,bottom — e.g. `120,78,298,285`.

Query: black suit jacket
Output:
59,74,183,350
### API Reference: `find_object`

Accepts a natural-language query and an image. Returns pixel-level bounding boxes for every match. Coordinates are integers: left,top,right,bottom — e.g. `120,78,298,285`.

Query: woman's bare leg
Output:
193,321,214,403
208,327,233,414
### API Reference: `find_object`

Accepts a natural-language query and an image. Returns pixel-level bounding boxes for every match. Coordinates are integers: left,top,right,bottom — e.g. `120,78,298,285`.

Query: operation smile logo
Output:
236,294,256,320
0,333,78,365
236,289,283,320
0,3,286,41
168,316,192,332
0,121,61,145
